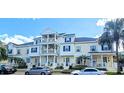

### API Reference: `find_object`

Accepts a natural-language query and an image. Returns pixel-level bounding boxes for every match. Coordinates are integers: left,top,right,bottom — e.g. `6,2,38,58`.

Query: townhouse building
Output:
7,30,118,71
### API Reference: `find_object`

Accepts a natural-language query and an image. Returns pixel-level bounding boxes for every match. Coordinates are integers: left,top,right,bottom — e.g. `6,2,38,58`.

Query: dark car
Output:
25,67,52,75
0,64,17,74
0,65,11,74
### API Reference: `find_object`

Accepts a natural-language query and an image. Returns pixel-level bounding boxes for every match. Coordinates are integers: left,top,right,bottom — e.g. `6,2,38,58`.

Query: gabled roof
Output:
7,42,19,46
19,42,34,46
74,37,97,42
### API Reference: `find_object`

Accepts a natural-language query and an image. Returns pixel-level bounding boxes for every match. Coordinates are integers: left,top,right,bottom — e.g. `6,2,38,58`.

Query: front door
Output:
65,57,70,66
103,57,107,67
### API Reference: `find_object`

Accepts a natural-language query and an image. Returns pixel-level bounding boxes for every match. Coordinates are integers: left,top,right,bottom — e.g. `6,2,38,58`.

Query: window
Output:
102,44,110,51
76,46,81,52
90,46,96,52
65,37,71,42
36,67,43,69
31,47,37,53
27,49,29,54
17,49,21,54
84,69,97,72
63,46,71,52
26,58,30,63
8,49,12,54
64,57,70,66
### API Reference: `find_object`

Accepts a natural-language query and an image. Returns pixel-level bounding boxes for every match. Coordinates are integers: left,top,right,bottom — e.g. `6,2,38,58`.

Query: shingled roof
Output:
20,42,34,46
74,37,97,42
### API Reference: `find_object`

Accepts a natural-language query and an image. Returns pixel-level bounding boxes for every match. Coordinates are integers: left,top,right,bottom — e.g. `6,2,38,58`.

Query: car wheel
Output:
74,73,78,75
41,72,46,75
1,71,4,74
25,72,29,75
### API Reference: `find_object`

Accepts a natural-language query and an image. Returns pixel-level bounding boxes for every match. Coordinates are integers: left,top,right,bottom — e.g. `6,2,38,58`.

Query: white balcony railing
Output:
42,49,57,54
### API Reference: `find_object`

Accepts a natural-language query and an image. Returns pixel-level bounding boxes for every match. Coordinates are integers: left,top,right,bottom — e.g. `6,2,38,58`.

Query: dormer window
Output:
65,37,71,42
102,44,111,51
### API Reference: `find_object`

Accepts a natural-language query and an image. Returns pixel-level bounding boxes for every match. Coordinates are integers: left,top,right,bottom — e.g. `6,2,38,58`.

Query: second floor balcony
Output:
42,49,57,54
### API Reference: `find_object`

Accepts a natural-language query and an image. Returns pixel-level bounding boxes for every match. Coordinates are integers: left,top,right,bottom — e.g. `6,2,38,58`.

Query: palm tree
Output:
77,55,90,65
98,18,124,74
0,41,8,61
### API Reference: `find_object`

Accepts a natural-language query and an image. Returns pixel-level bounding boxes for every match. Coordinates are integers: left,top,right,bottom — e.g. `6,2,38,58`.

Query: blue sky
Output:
0,18,105,44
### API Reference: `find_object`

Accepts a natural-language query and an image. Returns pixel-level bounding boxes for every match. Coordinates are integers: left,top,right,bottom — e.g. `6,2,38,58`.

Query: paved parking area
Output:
11,69,70,75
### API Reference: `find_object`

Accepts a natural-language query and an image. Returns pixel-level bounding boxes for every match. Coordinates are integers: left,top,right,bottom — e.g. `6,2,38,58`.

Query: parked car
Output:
97,68,107,74
0,64,17,74
25,67,52,75
71,68,106,75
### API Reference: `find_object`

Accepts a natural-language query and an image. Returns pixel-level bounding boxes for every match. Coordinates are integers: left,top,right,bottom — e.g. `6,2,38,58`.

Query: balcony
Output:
42,49,56,54
42,34,56,43
48,38,55,42
42,38,47,42
42,50,47,54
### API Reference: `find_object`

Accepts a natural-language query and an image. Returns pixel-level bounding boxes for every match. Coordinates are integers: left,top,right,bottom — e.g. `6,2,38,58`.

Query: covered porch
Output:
90,52,117,71
41,55,57,68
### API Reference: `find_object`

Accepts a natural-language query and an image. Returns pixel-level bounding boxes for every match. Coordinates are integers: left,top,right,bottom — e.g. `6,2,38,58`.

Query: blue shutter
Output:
63,46,65,51
69,46,70,51
69,38,71,42
65,38,66,42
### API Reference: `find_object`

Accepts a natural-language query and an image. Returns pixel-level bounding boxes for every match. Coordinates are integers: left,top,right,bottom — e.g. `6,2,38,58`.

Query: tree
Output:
77,55,90,65
0,41,8,61
98,18,124,74
8,57,27,68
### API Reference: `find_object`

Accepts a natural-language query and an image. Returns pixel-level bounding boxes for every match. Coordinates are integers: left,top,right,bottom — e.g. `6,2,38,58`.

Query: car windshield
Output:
84,69,97,72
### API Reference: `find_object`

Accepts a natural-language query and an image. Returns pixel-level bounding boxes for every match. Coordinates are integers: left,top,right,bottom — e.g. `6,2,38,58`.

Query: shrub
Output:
106,72,124,75
70,65,87,70
97,68,107,71
17,62,27,69
55,66,64,69
61,69,73,74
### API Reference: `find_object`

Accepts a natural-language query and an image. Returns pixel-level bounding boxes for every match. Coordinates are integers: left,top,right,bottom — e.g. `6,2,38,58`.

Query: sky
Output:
0,18,106,44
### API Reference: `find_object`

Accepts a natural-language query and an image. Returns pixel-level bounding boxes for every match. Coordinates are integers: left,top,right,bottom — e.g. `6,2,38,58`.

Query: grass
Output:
106,72,124,75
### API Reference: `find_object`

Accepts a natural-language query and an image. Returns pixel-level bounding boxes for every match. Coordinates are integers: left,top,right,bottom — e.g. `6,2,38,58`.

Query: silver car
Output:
71,68,105,75
25,67,52,75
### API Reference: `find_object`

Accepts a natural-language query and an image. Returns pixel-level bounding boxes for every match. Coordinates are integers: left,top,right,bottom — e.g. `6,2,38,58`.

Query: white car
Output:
71,68,105,75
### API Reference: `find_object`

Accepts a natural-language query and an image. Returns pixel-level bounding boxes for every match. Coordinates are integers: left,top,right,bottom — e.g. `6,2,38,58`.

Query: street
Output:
10,69,70,75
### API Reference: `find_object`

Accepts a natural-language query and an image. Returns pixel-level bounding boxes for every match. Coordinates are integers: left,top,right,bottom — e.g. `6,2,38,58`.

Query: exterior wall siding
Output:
6,31,120,71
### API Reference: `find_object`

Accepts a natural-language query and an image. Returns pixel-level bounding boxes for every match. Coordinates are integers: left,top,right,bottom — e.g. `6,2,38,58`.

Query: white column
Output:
54,44,57,54
101,55,103,67
47,34,49,42
53,56,56,68
90,55,93,67
40,56,42,66
46,56,48,66
111,55,113,67
47,44,48,53
55,34,57,42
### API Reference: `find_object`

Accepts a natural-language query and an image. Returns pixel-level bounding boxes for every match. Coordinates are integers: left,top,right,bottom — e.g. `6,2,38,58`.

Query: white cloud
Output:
96,18,116,27
0,34,34,44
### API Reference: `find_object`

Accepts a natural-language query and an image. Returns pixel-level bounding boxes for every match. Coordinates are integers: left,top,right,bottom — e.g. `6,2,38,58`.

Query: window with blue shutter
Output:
63,46,65,51
63,46,71,52
65,37,71,42
69,46,70,51
31,47,37,53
